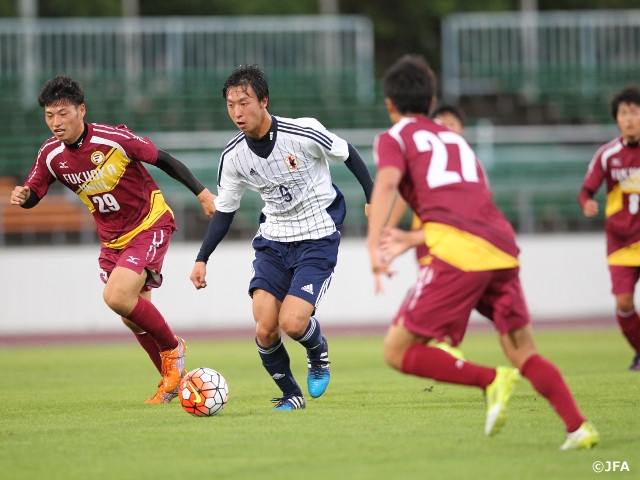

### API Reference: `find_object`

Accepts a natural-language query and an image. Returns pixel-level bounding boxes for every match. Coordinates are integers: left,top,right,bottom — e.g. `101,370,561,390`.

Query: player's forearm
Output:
20,187,40,208
385,195,408,228
367,166,402,245
367,183,398,249
344,144,373,202
577,186,594,208
156,149,206,196
195,210,235,263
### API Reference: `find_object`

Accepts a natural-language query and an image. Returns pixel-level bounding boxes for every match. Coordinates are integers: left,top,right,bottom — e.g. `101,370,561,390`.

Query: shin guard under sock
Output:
616,310,640,353
401,344,496,388
256,338,302,397
134,332,162,374
520,354,585,432
126,297,177,352
295,317,325,360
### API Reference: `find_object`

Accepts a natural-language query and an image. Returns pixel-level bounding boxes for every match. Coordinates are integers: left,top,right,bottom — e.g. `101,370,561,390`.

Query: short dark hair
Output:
382,54,436,116
610,86,640,120
431,103,465,126
222,64,269,104
38,74,84,108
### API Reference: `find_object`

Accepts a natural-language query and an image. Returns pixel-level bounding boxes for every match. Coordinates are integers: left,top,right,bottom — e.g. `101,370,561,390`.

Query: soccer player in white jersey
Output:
190,65,373,410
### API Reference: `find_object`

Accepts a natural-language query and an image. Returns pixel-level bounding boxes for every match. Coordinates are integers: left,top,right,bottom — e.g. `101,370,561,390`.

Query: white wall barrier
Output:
0,234,613,336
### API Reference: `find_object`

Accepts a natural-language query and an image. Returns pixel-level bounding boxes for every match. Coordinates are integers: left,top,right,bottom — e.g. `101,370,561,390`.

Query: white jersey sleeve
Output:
214,134,249,213
293,117,350,164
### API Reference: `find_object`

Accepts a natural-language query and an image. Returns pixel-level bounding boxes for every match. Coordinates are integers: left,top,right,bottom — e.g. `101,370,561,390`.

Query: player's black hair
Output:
38,74,84,108
382,54,436,116
430,103,466,126
610,86,640,120
222,64,269,104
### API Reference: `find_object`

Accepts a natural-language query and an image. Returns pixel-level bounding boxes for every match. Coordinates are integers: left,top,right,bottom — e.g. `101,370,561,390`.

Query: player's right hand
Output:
582,199,598,217
10,185,30,205
367,244,396,294
190,261,208,290
197,188,217,218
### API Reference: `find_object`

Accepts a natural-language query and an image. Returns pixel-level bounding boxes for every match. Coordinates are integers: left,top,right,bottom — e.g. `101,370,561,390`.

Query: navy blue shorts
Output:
249,231,341,309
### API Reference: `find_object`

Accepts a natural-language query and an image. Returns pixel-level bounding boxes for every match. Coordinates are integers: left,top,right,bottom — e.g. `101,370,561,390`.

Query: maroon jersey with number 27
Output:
374,116,519,272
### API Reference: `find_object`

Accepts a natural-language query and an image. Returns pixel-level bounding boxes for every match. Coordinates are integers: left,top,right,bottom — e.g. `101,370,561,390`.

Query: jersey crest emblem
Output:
90,151,105,165
284,154,299,170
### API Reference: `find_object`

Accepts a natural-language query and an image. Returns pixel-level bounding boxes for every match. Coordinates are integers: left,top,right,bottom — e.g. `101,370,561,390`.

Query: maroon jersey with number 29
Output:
24,122,176,249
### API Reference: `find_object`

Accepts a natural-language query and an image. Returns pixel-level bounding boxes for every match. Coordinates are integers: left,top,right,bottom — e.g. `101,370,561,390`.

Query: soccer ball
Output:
178,367,229,417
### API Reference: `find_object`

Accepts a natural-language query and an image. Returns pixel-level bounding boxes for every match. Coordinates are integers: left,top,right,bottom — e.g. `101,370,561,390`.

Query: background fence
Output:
0,15,379,179
442,9,640,123
140,123,612,241
0,12,627,244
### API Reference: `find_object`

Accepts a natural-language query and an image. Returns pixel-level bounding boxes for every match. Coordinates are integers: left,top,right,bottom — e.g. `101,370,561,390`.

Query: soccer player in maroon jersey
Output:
579,86,640,371
366,54,598,450
9,75,217,404
385,103,466,269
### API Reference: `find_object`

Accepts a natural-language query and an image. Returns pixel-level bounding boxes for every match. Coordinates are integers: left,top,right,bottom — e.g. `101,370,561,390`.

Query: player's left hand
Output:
190,261,208,289
197,188,217,218
380,227,425,259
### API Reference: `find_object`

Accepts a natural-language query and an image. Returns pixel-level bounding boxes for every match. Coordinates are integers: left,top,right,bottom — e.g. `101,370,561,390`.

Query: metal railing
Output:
441,10,640,104
0,123,615,245
0,15,381,180
0,15,375,107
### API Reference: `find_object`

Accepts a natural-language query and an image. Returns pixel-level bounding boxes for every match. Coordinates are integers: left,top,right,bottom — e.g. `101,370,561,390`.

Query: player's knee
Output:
278,312,308,338
103,288,135,316
616,298,635,313
255,323,280,347
383,339,405,371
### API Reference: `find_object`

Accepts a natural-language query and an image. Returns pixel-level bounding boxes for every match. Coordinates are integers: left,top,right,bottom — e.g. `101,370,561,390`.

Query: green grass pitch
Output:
1,328,637,480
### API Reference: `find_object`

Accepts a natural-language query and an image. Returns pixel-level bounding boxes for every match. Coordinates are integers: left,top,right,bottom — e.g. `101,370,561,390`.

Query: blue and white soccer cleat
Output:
272,394,306,411
307,337,331,398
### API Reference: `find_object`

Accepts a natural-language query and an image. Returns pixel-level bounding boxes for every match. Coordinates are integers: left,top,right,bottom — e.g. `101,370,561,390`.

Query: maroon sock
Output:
126,297,178,352
520,354,585,432
616,310,640,353
401,344,496,388
134,332,162,374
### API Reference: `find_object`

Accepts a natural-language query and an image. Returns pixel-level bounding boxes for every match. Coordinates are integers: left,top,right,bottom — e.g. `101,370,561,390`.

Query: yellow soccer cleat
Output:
484,367,520,436
434,341,465,360
560,421,600,451
145,336,187,404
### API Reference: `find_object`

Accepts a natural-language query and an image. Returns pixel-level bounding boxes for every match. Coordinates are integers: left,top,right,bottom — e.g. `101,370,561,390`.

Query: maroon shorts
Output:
98,225,172,291
392,256,530,346
608,265,640,295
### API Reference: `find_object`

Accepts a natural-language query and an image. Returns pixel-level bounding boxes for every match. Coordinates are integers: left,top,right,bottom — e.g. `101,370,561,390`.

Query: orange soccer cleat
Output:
145,336,187,404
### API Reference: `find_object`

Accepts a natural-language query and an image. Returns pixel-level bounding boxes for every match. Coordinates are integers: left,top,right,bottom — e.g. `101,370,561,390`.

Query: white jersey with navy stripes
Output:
214,115,349,242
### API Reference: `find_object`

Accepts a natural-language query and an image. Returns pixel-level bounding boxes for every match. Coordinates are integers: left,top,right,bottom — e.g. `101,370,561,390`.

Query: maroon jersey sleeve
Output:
580,143,609,204
374,131,407,174
24,139,63,200
101,124,159,165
